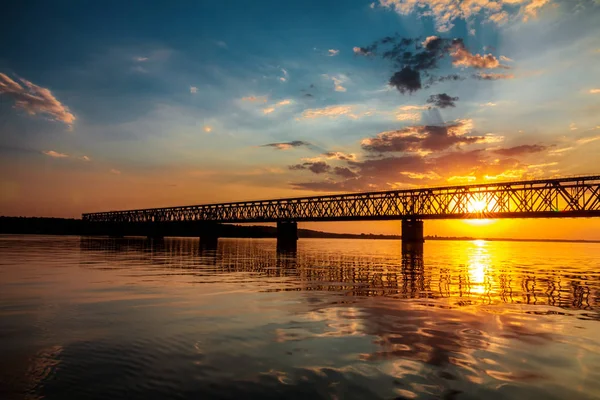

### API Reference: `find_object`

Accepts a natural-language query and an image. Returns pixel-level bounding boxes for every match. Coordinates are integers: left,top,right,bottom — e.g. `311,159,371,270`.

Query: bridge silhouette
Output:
83,175,600,250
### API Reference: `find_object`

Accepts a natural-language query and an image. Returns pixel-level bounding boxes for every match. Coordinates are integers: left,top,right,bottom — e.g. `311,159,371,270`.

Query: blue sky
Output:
1,0,600,237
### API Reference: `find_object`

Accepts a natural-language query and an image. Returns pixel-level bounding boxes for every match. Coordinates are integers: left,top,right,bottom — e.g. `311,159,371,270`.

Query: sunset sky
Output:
1,0,599,239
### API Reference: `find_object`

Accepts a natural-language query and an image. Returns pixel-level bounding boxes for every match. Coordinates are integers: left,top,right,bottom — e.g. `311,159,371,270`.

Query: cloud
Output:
356,36,507,94
480,102,497,107
492,144,548,156
377,0,553,32
190,86,198,94
216,41,227,48
389,67,422,94
590,89,600,94
473,73,515,80
333,167,359,178
500,55,514,62
42,150,68,158
134,56,148,62
80,155,91,161
323,151,357,161
451,45,506,69
396,112,421,121
262,141,311,150
361,119,482,153
242,95,268,102
279,68,288,82
0,72,75,126
427,93,459,108
110,169,121,175
203,125,212,133
569,122,578,131
323,74,349,92
398,105,428,111
263,99,292,114
289,161,331,174
353,46,373,56
301,105,364,120
576,135,600,145
328,49,340,56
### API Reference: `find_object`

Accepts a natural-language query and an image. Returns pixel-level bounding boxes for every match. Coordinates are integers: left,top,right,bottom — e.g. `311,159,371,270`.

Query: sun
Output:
467,198,488,213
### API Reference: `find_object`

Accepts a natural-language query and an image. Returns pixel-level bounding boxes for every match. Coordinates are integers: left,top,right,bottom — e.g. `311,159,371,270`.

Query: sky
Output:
1,0,600,239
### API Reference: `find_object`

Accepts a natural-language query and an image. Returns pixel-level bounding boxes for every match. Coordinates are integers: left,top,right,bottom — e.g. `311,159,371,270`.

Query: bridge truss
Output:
82,175,600,223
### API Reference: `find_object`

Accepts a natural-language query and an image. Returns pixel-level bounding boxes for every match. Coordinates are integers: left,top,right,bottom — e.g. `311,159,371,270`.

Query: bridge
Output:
83,174,600,250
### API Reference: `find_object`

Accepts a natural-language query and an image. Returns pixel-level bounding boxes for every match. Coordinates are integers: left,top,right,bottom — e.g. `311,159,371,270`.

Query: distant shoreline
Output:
1,216,599,244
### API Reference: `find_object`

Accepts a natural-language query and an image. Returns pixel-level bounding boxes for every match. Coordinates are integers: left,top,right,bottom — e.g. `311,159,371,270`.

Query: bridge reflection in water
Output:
78,237,598,312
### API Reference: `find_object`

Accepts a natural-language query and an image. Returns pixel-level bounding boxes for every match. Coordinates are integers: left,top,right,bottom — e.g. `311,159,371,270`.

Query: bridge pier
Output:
277,221,298,252
401,219,424,253
199,222,220,250
147,221,165,239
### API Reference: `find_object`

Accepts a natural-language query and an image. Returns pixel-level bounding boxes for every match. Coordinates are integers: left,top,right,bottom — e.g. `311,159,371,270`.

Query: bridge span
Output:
83,175,600,250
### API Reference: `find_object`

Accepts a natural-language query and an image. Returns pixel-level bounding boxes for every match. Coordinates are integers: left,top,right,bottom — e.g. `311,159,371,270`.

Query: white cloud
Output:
134,56,148,62
80,155,91,161
190,86,198,94
0,72,75,127
328,49,339,56
377,0,553,31
42,150,68,158
500,55,514,62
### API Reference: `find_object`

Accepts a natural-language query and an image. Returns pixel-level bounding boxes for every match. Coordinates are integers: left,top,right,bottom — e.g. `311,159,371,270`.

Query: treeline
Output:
0,217,401,239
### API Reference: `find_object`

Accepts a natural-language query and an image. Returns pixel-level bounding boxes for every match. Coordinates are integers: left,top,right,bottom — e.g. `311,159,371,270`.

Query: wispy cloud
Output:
323,151,357,161
203,125,212,133
42,150,69,158
190,86,198,94
134,56,148,62
262,141,311,150
110,169,121,175
328,49,339,56
263,99,292,114
301,105,366,120
473,73,515,80
80,155,91,161
279,68,288,82
0,72,75,127
590,89,600,94
241,95,268,103
323,74,349,92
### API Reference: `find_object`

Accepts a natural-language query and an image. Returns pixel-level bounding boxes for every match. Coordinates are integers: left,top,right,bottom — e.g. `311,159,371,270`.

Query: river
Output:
1,235,599,399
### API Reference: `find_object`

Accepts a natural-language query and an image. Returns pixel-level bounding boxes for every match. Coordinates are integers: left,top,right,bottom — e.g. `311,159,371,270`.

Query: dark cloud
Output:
356,35,510,94
361,120,482,153
289,161,331,174
492,145,548,156
291,149,524,193
427,93,459,108
333,167,359,179
262,141,311,150
389,67,422,94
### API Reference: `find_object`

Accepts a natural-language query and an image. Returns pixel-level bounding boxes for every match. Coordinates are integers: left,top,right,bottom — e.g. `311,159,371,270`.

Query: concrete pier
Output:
277,221,298,252
401,219,424,253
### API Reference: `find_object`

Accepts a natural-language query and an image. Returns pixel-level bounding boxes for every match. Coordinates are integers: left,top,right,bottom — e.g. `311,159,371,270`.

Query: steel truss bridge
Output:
83,175,600,224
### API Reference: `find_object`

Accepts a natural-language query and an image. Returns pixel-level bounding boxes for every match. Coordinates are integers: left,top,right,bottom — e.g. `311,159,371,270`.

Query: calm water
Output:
1,236,600,399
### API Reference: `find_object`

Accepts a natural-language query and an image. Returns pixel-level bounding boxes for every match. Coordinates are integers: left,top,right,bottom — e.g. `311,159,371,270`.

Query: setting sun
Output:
467,198,488,213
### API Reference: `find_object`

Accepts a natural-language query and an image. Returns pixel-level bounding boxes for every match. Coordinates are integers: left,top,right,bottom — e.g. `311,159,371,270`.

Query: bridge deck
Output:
82,175,600,223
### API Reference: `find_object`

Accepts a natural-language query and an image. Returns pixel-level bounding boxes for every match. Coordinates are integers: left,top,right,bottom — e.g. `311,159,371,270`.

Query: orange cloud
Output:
0,72,75,126
43,150,69,158
242,95,268,102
